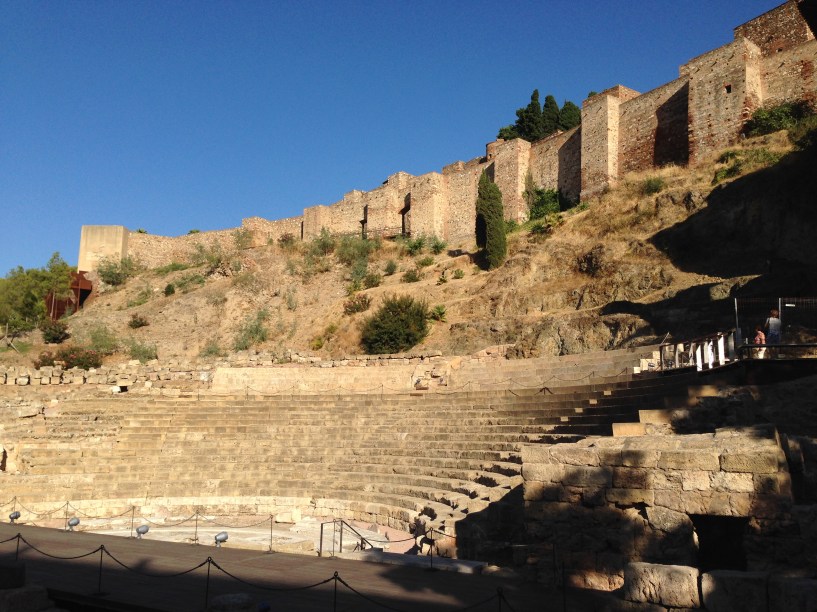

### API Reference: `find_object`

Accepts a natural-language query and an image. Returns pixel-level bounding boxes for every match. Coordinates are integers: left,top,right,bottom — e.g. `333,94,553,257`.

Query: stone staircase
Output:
2,354,702,557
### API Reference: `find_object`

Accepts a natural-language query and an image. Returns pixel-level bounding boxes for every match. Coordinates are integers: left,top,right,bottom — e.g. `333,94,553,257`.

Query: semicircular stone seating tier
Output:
1,345,701,557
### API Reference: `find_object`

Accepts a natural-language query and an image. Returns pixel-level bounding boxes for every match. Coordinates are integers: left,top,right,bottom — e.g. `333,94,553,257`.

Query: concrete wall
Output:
77,225,128,272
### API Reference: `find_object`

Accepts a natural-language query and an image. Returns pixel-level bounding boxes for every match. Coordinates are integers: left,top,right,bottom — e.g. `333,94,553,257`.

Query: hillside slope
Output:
4,132,815,367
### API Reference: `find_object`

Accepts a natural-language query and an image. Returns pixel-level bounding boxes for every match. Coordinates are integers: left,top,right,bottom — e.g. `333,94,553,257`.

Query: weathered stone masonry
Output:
80,0,816,270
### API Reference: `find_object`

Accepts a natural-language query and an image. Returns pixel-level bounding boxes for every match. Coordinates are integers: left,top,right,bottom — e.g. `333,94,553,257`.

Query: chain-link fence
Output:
734,297,817,346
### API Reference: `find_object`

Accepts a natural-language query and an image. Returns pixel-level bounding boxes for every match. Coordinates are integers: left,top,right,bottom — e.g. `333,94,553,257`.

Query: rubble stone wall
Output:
521,427,810,591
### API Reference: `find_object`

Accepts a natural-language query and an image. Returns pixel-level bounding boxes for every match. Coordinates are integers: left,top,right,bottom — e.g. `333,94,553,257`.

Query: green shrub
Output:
640,176,666,195
744,101,812,137
191,243,226,275
429,305,447,322
128,313,149,329
790,114,817,151
336,236,379,266
453,269,465,279
154,262,189,276
164,283,175,296
505,219,520,234
188,229,200,234
436,270,448,285
97,256,139,286
232,271,259,291
199,340,226,358
429,236,447,255
360,295,430,354
401,268,422,283
233,309,270,351
55,346,103,369
176,273,206,292
363,272,382,289
417,256,435,268
33,351,56,368
233,227,254,250
528,188,560,219
40,319,70,344
406,236,425,256
384,260,398,276
344,293,372,315
127,339,157,363
126,286,152,308
87,324,118,355
277,232,297,251
285,288,298,311
309,228,336,257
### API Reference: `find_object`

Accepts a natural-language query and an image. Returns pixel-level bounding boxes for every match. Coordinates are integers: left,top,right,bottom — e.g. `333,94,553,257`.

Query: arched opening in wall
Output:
1,448,6,472
300,221,304,241
400,195,411,237
360,205,368,240
690,515,748,572
475,213,487,249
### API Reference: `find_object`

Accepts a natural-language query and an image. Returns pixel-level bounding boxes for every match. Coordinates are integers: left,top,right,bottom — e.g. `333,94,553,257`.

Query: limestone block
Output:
681,470,711,492
711,471,755,493
720,451,779,474
645,506,692,534
623,562,700,608
658,450,719,471
613,423,646,437
769,575,817,612
521,462,564,483
523,481,560,502
707,492,751,516
613,467,650,489
606,488,655,506
15,376,30,385
702,570,768,612
562,466,613,488
549,446,600,466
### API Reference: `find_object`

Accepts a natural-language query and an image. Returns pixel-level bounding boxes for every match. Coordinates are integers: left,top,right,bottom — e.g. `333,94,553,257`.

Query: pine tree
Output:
475,171,506,269
559,101,582,131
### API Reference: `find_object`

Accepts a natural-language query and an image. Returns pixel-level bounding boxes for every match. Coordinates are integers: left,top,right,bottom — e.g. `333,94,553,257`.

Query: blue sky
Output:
1,0,777,274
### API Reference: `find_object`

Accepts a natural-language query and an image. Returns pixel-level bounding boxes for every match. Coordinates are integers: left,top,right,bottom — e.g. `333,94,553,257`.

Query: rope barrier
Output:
67,503,133,520
0,496,16,508
139,512,199,528
335,573,413,612
210,558,336,592
0,531,524,611
14,500,68,517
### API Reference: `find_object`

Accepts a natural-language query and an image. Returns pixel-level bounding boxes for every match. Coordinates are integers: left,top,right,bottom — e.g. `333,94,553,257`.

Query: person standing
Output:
765,308,782,358
753,325,766,359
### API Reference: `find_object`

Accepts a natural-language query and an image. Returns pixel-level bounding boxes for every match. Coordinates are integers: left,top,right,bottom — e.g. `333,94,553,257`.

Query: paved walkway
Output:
0,523,561,611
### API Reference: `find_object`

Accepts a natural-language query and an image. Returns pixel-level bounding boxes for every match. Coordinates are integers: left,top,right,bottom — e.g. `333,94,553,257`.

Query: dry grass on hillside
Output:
0,133,798,367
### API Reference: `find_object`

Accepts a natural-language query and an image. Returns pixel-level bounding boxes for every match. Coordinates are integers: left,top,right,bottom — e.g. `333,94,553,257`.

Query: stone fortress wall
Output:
79,0,816,271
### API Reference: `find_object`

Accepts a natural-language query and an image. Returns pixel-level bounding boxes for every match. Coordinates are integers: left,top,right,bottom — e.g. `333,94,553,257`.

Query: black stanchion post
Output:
497,587,503,612
562,559,567,612
64,503,68,531
94,545,105,596
428,529,434,571
333,571,338,612
204,557,212,610
268,514,273,553
193,512,199,544
130,506,135,538
15,533,20,561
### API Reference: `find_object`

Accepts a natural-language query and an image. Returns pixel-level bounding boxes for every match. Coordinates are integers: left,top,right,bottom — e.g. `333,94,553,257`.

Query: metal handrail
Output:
318,519,377,557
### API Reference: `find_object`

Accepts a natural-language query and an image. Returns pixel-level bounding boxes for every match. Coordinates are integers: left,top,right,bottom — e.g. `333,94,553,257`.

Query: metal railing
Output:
318,519,379,557
658,330,737,371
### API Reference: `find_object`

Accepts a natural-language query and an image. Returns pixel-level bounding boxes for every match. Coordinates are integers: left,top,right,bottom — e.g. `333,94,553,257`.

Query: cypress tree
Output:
475,171,507,269
541,95,560,135
559,100,582,131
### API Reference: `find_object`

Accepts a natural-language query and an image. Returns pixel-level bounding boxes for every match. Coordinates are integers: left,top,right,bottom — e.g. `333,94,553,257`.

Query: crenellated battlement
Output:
79,0,816,271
